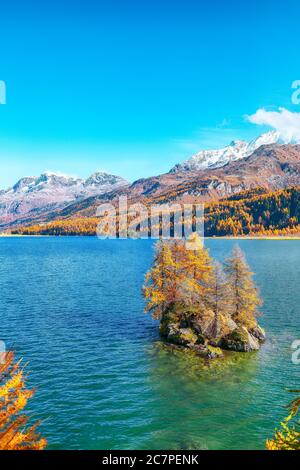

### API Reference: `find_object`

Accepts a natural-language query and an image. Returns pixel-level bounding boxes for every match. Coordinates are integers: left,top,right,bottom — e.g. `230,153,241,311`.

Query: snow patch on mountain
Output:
170,131,281,173
0,171,128,222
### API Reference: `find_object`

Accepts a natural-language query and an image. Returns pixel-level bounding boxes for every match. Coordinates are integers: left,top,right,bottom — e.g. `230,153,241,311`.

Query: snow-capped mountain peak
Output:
84,171,127,188
12,176,38,192
170,131,281,173
0,171,129,223
247,131,281,151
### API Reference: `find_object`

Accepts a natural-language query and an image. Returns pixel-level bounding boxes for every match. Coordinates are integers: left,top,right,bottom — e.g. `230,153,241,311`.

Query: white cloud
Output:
246,107,300,143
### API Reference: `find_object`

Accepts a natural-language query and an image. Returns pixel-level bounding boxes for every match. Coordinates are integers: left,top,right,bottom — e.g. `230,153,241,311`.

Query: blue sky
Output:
0,0,300,188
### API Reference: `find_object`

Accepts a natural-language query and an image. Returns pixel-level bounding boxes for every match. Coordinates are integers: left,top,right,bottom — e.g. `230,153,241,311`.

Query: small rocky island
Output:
143,236,265,359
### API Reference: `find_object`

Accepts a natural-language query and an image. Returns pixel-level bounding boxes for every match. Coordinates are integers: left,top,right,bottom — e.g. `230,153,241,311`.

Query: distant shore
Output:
0,233,51,237
1,233,300,240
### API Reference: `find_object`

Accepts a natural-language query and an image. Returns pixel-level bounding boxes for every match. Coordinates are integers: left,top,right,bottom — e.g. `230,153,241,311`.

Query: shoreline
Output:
1,233,300,240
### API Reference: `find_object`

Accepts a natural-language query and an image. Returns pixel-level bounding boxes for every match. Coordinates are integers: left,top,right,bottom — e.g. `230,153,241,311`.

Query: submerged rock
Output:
207,345,224,359
186,344,224,359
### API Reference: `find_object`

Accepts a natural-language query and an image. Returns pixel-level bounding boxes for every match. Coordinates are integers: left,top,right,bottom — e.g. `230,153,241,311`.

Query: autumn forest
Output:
12,187,300,237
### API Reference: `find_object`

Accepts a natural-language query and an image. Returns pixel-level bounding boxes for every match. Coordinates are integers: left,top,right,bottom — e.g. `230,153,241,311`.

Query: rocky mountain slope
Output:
0,171,128,226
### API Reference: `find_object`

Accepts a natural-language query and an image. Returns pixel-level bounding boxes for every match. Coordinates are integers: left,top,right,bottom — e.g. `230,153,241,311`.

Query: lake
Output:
0,237,299,450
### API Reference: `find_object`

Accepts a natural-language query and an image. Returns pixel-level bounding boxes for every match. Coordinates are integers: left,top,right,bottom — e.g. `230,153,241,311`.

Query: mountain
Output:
169,131,281,172
151,143,300,203
2,141,300,231
0,171,128,226
15,143,299,227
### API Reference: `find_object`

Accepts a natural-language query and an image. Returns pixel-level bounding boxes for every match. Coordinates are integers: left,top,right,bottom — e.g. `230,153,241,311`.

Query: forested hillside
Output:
205,187,300,236
11,187,300,237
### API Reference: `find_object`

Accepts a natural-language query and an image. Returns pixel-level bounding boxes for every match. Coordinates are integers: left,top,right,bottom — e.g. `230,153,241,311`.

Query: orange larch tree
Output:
0,352,47,450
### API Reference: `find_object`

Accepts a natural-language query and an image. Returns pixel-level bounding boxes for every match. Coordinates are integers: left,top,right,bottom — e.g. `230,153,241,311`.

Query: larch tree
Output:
143,240,179,319
180,233,214,310
266,391,300,450
207,261,231,338
223,246,262,329
143,234,214,321
167,239,189,305
0,352,46,450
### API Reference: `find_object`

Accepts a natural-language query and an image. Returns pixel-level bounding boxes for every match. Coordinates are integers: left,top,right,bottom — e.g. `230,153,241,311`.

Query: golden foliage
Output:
266,391,300,450
143,234,214,320
223,246,262,328
143,236,261,336
0,352,46,450
205,187,300,237
12,217,99,236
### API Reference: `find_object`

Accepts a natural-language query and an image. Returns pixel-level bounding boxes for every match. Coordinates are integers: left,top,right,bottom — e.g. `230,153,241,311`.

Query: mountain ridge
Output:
169,131,281,173
0,171,128,226
1,138,300,230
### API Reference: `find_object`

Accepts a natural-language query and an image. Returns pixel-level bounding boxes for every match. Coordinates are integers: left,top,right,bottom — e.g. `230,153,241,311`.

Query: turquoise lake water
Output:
0,237,299,449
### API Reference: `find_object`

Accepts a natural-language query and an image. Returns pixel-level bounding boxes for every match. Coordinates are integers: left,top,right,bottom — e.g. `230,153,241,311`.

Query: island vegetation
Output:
0,352,46,450
143,236,265,359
